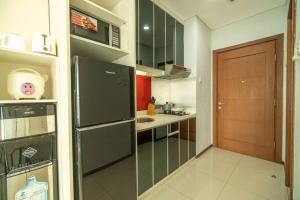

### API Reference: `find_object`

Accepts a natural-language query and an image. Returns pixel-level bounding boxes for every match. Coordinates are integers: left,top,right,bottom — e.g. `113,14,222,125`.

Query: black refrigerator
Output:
72,56,136,200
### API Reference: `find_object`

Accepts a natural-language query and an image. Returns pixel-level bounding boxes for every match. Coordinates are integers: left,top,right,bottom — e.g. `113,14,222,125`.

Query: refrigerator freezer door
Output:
75,120,136,200
77,121,134,174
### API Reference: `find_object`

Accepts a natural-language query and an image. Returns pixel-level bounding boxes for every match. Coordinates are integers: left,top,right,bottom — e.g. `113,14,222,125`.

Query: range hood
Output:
136,64,191,79
158,64,191,80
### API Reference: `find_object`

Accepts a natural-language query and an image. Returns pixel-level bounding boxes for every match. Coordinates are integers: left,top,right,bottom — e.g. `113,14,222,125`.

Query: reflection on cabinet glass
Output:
165,13,175,68
136,0,139,64
137,129,153,195
175,21,184,66
168,123,179,174
180,120,189,165
0,174,5,200
154,5,165,69
137,0,154,67
189,118,196,158
153,126,168,184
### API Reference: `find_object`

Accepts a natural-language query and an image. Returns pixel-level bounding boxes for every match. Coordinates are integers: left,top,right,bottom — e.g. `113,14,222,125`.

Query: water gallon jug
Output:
15,176,48,200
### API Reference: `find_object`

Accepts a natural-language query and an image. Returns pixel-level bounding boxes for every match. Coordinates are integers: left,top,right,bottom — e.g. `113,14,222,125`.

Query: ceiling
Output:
156,0,287,29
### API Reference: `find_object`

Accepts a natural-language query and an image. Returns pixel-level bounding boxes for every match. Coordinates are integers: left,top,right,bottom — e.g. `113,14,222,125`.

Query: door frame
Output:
212,34,284,163
285,0,296,198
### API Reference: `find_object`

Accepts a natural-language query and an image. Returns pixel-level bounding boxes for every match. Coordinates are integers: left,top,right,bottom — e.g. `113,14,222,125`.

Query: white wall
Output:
0,0,50,51
185,16,212,154
211,6,288,50
293,1,300,199
211,4,288,161
151,77,196,111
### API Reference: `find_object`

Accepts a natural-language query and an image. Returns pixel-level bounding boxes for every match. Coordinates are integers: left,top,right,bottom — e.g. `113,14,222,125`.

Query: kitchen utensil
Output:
7,68,48,100
163,102,173,114
0,33,25,50
32,32,56,55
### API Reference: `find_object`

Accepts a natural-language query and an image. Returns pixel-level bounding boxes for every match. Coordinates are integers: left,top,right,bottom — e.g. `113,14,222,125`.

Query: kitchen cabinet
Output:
137,129,153,195
137,116,196,196
165,13,175,67
136,0,184,70
154,5,165,69
175,21,184,66
179,120,189,165
189,118,196,158
168,123,180,173
137,0,154,67
153,126,168,184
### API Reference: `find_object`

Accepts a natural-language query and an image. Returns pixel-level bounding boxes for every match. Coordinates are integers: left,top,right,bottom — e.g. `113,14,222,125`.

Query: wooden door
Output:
216,41,276,161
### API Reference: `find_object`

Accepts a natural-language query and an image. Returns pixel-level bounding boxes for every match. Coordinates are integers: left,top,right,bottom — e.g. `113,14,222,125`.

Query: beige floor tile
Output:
166,169,226,200
141,185,191,200
228,155,287,199
187,157,237,182
199,148,243,165
218,185,268,200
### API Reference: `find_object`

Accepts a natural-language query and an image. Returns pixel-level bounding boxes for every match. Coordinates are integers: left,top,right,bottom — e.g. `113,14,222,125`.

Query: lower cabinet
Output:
180,120,189,165
168,123,180,174
137,129,153,195
189,118,196,158
154,126,168,184
137,117,196,196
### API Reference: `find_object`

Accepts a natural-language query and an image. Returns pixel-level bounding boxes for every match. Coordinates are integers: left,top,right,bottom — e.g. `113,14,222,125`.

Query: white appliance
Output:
0,33,25,50
32,33,56,56
7,68,48,100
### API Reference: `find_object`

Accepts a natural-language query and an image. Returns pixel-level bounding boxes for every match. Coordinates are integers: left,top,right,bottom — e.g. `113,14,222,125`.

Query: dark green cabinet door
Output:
165,13,175,68
166,13,175,65
180,120,189,165
154,5,165,69
175,21,184,66
189,118,196,159
137,0,154,67
137,129,153,195
153,126,168,184
168,123,179,174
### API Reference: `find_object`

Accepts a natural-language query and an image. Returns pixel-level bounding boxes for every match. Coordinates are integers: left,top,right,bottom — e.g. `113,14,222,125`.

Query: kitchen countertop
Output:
136,113,196,132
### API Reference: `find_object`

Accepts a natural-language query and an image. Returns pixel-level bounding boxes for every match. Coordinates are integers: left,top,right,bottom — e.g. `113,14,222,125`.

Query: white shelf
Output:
71,34,129,62
0,47,57,67
0,99,57,104
89,0,122,11
70,0,127,26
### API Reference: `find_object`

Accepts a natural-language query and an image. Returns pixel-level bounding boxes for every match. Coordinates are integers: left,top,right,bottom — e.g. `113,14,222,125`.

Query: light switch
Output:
198,76,203,83
293,40,300,61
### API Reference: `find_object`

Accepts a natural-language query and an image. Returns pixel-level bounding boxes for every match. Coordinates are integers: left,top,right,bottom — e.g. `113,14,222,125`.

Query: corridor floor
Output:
140,147,288,200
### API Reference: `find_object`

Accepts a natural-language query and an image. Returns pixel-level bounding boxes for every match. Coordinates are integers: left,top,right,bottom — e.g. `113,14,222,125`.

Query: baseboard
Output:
195,144,213,159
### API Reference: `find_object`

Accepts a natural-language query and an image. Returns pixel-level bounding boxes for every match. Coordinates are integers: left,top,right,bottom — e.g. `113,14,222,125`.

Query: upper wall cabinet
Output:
154,5,165,69
175,21,184,66
166,13,175,67
137,0,154,67
136,0,184,69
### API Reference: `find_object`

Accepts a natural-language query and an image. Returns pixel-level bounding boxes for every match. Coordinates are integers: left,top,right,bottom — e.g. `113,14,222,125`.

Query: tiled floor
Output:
140,147,288,200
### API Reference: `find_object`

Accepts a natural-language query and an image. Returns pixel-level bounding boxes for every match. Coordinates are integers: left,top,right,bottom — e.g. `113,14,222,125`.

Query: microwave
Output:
70,8,121,48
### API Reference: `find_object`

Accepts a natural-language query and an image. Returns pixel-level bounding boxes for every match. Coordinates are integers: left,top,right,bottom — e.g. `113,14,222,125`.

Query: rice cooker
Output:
7,68,48,100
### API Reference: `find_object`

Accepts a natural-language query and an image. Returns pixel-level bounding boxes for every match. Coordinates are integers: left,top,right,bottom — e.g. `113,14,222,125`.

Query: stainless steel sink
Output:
137,117,155,123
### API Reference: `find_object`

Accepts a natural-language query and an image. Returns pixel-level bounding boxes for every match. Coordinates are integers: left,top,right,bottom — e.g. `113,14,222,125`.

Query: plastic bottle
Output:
15,176,48,200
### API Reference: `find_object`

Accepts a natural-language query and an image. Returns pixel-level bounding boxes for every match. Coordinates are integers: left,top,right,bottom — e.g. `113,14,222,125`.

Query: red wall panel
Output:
136,75,151,111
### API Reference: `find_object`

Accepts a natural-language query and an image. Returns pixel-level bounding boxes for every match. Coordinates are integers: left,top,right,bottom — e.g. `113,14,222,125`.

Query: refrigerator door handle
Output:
78,119,135,132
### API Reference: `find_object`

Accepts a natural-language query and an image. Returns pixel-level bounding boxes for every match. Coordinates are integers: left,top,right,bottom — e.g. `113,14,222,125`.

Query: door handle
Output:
218,101,225,106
